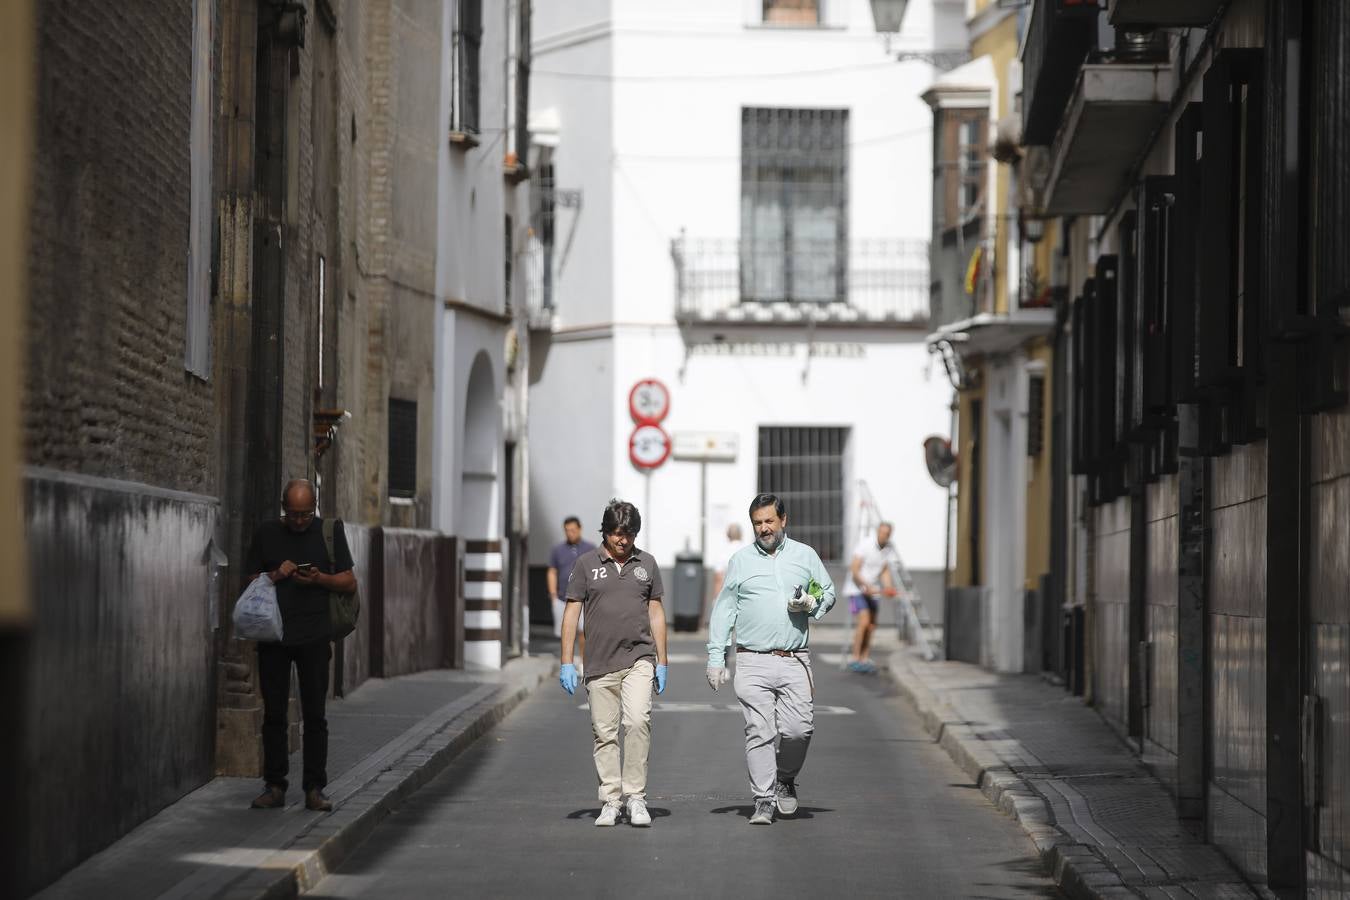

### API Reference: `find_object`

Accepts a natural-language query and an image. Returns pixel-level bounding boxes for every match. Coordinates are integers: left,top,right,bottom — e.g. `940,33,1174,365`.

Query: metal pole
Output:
942,394,957,659
699,460,707,557
643,469,652,546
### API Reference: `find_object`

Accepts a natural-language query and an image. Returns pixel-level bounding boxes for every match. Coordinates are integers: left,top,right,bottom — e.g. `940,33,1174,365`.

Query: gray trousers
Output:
733,650,814,800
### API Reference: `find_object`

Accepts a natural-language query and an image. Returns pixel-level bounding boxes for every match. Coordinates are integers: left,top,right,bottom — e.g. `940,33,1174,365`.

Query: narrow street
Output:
311,633,1060,899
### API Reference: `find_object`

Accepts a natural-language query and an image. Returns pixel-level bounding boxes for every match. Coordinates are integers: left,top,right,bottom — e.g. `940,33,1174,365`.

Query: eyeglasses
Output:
283,508,316,521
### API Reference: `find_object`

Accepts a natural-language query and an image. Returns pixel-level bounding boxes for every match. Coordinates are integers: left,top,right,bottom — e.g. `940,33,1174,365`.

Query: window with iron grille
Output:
453,0,482,134
1027,372,1045,457
757,426,848,563
762,0,819,25
530,156,556,309
740,107,848,304
1129,175,1180,481
388,398,418,499
1071,257,1130,506
504,214,513,312
1196,49,1265,443
513,0,531,168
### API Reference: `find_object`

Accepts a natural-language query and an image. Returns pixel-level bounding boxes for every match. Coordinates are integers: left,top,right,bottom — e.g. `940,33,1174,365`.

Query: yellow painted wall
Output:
0,0,32,628
951,369,985,588
971,13,1020,316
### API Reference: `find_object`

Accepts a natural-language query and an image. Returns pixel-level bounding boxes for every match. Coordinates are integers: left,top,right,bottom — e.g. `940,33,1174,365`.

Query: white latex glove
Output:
706,666,729,691
786,585,818,614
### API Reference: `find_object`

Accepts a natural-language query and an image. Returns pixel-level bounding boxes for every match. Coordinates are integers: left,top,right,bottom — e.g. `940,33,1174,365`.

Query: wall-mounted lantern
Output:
867,0,911,33
266,0,308,50
1021,214,1047,245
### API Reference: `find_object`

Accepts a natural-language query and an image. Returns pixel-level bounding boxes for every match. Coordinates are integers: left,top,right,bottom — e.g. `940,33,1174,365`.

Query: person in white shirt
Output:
847,522,900,673
709,523,743,602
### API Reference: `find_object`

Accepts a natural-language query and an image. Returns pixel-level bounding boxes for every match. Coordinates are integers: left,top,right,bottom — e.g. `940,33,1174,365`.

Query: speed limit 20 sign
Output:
629,423,671,470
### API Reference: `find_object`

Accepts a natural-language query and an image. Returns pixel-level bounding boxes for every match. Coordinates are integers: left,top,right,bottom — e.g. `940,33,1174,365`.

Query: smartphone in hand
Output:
295,562,318,574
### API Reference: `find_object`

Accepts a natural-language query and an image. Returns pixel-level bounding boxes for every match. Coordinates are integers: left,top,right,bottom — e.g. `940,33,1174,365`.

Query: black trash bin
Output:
671,551,704,632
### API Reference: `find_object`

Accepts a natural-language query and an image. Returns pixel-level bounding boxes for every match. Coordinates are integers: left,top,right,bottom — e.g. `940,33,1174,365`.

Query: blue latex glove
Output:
559,663,578,695
655,664,668,694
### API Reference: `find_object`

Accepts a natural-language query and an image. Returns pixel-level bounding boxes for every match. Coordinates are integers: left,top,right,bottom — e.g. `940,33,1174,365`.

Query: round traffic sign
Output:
629,378,670,424
629,423,671,470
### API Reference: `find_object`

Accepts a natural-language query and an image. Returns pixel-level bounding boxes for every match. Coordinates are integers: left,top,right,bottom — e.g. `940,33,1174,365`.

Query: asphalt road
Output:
311,632,1061,899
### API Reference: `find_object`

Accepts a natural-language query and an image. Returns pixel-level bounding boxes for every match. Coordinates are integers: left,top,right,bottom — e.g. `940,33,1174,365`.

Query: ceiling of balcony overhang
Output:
1042,64,1174,216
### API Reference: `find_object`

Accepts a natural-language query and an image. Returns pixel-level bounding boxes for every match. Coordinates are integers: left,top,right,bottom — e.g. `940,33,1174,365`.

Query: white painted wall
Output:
528,333,616,541
432,0,530,538
530,0,962,574
605,326,952,565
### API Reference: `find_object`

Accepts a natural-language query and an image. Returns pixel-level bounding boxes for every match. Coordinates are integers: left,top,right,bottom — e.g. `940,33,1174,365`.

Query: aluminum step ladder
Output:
851,480,941,663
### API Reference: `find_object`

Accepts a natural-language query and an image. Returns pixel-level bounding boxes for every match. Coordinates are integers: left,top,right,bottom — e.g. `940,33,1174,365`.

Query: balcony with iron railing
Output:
671,237,929,326
523,232,555,330
1022,0,1100,146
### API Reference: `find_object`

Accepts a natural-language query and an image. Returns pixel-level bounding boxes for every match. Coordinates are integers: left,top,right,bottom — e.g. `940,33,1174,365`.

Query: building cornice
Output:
444,297,511,325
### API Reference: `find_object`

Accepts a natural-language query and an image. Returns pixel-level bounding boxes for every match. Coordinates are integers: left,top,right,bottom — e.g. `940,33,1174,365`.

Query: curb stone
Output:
216,656,555,900
885,650,1136,900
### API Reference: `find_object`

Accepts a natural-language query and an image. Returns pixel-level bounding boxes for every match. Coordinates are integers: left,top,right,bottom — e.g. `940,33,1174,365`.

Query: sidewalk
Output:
887,649,1275,900
35,655,554,900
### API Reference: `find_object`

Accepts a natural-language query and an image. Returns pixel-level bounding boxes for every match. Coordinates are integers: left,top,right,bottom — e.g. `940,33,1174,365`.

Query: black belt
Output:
736,645,807,657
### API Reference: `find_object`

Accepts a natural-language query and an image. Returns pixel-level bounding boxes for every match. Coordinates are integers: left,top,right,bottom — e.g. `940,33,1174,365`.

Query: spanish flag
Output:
963,245,983,296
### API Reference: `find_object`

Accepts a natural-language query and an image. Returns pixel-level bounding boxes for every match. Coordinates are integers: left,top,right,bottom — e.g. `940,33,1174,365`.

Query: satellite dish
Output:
923,436,957,487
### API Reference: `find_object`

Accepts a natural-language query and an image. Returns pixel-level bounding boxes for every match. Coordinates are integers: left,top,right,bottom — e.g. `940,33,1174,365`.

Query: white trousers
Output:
733,651,814,800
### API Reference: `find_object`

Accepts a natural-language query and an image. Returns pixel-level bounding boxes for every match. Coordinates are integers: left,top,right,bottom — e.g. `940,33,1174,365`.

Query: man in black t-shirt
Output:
242,479,356,812
558,499,667,828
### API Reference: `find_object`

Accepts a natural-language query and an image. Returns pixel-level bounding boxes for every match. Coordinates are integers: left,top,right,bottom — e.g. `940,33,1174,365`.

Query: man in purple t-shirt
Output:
548,516,596,665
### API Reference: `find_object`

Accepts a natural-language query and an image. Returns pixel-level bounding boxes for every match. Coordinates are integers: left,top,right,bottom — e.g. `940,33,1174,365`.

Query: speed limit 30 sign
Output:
629,379,670,425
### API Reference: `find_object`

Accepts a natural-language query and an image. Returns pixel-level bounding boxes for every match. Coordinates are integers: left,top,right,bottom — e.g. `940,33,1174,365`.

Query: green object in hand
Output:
805,578,825,601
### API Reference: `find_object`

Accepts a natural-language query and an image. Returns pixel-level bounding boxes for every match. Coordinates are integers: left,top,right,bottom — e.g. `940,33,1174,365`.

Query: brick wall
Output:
25,0,214,495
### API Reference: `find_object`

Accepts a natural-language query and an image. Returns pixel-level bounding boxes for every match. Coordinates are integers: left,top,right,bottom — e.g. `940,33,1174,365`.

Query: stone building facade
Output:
944,0,1350,893
15,0,533,893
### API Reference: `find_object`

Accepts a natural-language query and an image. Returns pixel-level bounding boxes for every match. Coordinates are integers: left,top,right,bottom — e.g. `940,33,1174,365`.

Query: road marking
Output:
577,702,855,715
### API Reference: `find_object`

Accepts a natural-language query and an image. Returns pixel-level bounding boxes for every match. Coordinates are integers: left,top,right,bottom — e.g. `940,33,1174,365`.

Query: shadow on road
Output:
709,805,834,820
566,806,672,821
965,854,1066,898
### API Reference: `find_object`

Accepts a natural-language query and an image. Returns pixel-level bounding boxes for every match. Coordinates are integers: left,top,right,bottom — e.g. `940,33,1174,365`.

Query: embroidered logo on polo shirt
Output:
634,566,650,582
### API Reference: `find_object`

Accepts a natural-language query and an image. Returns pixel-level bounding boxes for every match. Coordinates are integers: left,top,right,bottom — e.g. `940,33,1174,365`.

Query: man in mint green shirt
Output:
705,493,835,825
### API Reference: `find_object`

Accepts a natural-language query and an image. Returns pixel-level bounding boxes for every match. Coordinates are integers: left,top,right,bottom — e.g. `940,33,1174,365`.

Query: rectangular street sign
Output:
672,431,738,462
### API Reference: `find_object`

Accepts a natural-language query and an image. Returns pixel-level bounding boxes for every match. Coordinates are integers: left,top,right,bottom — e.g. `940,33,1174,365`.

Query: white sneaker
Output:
627,797,651,827
595,801,622,826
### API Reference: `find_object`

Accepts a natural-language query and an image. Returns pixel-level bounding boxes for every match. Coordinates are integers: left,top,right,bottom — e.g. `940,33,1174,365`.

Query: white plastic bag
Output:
232,573,284,643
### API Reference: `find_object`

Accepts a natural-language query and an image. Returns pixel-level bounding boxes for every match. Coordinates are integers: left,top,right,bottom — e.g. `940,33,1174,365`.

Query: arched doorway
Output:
461,352,502,668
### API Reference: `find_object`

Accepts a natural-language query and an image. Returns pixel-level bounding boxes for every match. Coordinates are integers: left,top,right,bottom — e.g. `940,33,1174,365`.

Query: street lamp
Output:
1021,214,1046,245
867,0,911,33
870,0,966,69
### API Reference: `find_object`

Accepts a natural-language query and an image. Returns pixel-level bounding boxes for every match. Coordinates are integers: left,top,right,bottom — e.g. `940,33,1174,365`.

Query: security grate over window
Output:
741,107,849,304
453,0,482,134
388,398,418,499
757,426,848,563
1027,372,1045,457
